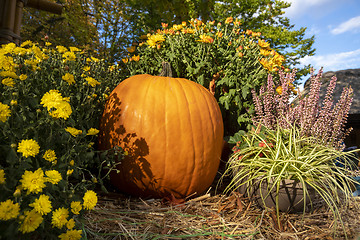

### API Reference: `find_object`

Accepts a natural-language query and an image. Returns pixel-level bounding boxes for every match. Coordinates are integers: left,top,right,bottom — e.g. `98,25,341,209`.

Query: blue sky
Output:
284,0,360,74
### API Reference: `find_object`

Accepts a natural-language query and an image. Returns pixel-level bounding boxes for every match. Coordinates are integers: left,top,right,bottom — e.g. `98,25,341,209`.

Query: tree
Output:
21,0,99,50
212,0,315,78
20,0,315,78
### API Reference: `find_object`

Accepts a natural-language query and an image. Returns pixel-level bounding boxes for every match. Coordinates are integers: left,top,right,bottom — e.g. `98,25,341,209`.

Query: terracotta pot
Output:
238,178,316,213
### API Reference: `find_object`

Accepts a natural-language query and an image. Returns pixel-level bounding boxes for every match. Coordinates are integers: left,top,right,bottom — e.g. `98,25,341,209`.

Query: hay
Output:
84,189,360,239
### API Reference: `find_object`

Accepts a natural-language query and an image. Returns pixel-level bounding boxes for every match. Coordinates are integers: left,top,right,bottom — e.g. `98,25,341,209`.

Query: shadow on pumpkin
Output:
98,92,160,197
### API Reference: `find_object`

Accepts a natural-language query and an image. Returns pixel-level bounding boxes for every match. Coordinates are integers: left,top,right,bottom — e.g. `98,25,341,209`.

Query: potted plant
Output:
223,68,359,228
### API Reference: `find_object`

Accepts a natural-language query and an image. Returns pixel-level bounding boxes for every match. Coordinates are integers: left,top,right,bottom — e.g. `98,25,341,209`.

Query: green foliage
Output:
224,123,358,229
124,19,287,136
0,41,125,238
20,0,315,78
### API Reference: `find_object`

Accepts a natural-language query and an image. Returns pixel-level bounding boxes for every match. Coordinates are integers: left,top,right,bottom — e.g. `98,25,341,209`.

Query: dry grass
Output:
83,187,360,240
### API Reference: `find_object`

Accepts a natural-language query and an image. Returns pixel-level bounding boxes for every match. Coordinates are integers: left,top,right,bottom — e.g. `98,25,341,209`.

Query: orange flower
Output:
225,17,233,24
197,34,213,43
258,39,270,49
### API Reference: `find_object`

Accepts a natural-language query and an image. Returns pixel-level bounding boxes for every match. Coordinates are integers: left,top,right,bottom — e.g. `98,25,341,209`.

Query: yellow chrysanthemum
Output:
83,66,90,72
62,73,75,85
41,90,66,110
66,218,75,229
52,207,69,229
20,168,46,194
197,34,214,43
83,190,97,210
56,46,68,53
0,70,18,78
63,51,76,62
45,170,62,184
85,77,100,87
86,128,99,136
0,199,20,220
0,102,11,122
49,102,72,120
19,209,43,233
65,127,82,137
20,40,33,47
70,201,82,215
29,194,52,215
69,47,81,52
0,169,5,184
58,229,82,240
258,39,270,49
43,149,57,162
146,34,165,47
17,139,40,158
1,77,15,87
41,90,72,119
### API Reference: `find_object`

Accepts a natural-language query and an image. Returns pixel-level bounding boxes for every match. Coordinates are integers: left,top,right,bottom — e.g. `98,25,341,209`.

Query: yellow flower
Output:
91,56,99,62
69,160,75,166
19,209,43,233
45,170,62,184
122,58,129,64
0,169,5,184
62,73,75,85
67,169,74,176
0,199,20,220
29,194,52,215
147,34,165,47
58,229,82,240
56,46,68,53
0,102,11,122
66,218,76,229
52,207,69,229
127,45,136,53
83,190,97,210
85,77,100,87
70,201,82,215
43,149,57,162
0,70,18,78
83,66,90,72
276,86,283,95
260,48,271,56
41,90,66,109
41,90,72,119
87,128,99,135
258,39,270,49
13,186,21,197
17,139,40,158
63,51,76,62
69,47,81,52
20,168,46,194
10,100,17,106
197,34,214,43
2,77,15,87
20,40,33,47
49,102,72,120
65,127,82,137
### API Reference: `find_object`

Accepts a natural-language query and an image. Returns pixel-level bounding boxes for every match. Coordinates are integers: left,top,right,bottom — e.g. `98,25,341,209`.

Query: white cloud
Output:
330,16,360,35
299,48,360,72
283,0,335,18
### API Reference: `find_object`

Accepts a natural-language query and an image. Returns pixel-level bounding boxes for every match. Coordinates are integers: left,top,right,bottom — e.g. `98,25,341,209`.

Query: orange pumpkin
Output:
98,74,224,198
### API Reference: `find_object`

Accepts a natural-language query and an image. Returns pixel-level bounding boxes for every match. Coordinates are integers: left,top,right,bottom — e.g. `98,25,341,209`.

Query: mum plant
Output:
225,69,358,231
0,41,124,239
122,18,287,136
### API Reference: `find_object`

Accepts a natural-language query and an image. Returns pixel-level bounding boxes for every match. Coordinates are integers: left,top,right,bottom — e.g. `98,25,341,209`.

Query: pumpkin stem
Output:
159,62,173,77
